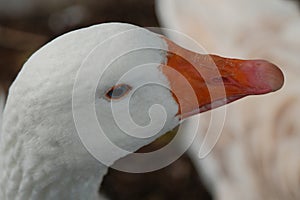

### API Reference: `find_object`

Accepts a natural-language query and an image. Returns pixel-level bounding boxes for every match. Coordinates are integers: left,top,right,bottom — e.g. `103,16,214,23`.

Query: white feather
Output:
0,89,5,142
0,23,179,200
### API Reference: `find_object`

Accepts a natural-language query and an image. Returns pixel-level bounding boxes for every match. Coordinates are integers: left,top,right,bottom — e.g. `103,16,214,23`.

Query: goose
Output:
156,0,299,199
0,22,284,200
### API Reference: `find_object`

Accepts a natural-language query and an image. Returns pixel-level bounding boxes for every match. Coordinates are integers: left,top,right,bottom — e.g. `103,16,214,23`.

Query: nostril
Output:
222,77,231,83
212,76,231,84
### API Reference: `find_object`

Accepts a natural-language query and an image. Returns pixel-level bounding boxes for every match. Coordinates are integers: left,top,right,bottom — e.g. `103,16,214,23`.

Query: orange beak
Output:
161,38,284,119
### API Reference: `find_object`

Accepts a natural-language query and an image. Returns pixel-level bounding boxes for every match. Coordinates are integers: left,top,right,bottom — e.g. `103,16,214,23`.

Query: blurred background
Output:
0,0,160,93
0,0,299,199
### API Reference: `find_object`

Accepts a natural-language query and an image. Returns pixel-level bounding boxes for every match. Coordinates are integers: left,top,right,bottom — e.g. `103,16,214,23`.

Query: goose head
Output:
0,23,283,200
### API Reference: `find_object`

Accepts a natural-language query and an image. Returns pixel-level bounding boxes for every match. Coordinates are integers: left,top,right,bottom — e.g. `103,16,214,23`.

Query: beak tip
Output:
267,66,284,92
260,61,284,92
241,60,284,93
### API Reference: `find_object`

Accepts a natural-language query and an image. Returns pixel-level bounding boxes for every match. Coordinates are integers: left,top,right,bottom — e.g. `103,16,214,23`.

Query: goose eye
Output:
105,84,132,100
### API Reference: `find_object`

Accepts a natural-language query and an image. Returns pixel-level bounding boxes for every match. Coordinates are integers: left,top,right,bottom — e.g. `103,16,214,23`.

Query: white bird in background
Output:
156,0,300,199
0,89,4,140
0,22,283,200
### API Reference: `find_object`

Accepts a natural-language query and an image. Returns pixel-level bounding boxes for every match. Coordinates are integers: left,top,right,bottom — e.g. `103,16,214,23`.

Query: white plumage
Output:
0,23,179,200
0,89,4,141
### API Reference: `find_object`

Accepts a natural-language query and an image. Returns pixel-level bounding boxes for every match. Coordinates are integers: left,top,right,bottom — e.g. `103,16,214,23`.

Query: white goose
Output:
0,23,283,200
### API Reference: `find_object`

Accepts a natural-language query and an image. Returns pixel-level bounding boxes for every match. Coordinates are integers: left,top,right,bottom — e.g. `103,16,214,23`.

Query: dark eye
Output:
105,84,132,100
